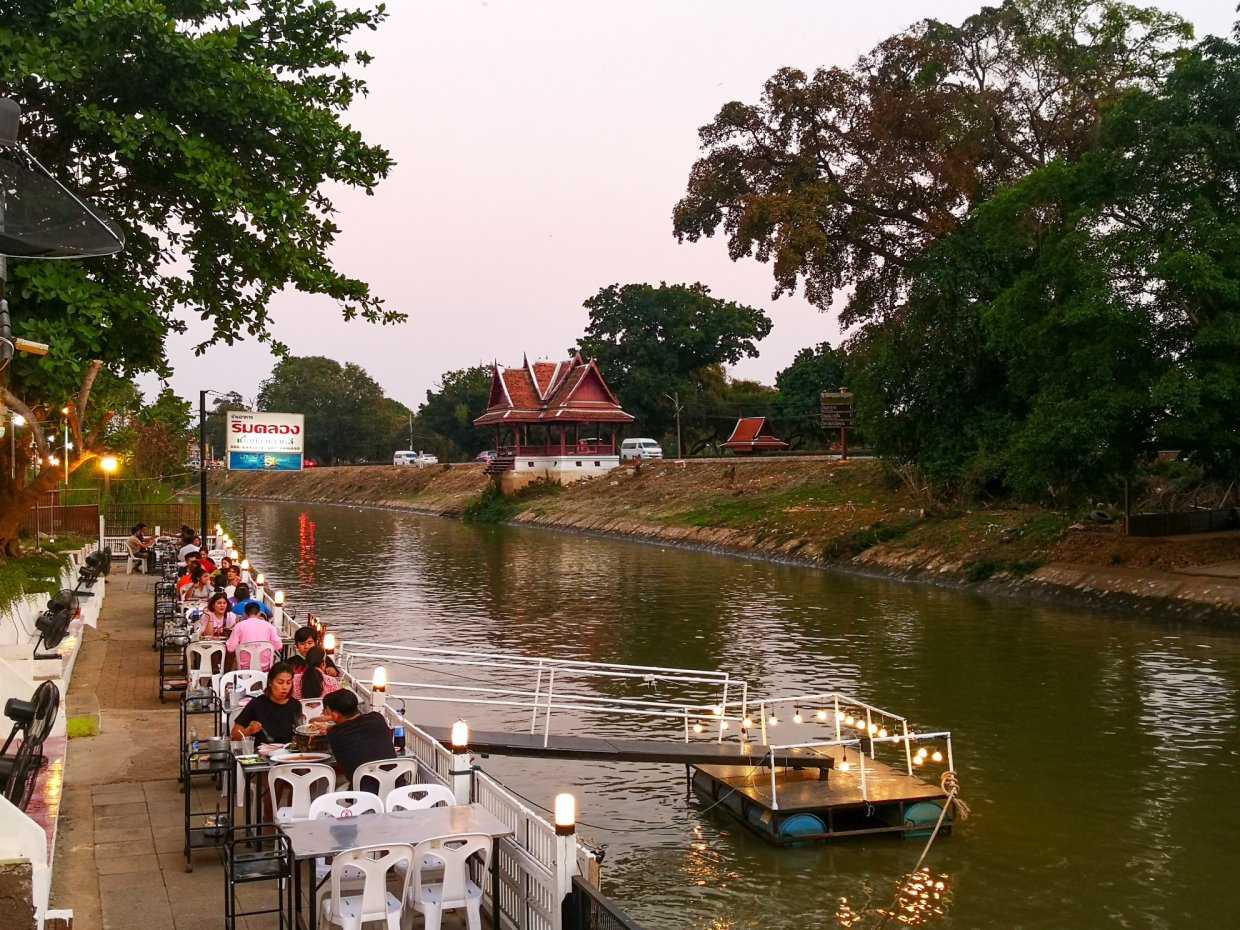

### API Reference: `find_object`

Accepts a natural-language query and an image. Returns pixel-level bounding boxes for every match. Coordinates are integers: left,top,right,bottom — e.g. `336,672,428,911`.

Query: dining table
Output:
280,803,514,930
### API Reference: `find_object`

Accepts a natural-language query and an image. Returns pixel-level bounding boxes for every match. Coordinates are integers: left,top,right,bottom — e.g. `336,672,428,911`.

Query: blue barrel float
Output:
904,801,948,838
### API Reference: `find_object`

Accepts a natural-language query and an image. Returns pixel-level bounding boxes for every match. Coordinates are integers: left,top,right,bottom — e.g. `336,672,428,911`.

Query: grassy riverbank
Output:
206,461,1240,620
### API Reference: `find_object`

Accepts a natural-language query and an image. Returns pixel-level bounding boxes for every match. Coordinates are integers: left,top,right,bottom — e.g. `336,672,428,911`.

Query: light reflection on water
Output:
226,501,1240,930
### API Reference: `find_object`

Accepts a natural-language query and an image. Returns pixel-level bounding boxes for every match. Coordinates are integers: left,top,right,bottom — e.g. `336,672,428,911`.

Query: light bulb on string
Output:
844,715,855,726
793,709,803,724
742,717,753,729
839,756,851,773
835,711,845,722
815,709,827,721
768,715,779,726
931,751,943,763
879,728,888,739
692,723,703,734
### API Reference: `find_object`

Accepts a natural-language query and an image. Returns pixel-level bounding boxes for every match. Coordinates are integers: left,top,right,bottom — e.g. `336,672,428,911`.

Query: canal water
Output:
225,500,1240,930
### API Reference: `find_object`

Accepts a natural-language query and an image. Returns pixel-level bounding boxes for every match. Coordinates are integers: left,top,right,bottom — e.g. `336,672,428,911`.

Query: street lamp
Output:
9,412,23,480
99,454,118,498
60,405,69,485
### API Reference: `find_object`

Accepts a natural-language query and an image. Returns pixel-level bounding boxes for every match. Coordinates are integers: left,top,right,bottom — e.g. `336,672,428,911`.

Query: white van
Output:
393,450,438,466
620,438,664,461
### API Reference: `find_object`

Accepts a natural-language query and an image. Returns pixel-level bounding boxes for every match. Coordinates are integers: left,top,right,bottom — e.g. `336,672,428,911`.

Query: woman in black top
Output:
231,662,302,744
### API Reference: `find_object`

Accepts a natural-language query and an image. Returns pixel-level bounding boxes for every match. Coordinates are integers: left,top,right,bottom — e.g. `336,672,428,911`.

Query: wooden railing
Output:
501,443,616,457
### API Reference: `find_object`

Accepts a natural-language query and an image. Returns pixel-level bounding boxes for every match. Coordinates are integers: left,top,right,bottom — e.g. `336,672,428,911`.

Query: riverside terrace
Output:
40,530,635,930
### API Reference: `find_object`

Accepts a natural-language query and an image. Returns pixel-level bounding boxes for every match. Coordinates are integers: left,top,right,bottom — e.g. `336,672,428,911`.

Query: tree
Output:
848,19,1240,499
575,283,773,438
0,0,399,554
673,0,1191,327
418,366,492,459
205,392,248,462
775,343,848,447
257,356,391,464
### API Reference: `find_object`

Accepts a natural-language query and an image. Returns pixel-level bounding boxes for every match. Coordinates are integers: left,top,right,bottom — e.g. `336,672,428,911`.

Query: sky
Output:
140,0,1237,411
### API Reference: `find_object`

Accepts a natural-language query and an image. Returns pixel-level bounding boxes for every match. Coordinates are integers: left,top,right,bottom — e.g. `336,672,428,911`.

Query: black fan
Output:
0,681,60,811
34,590,76,655
86,548,112,577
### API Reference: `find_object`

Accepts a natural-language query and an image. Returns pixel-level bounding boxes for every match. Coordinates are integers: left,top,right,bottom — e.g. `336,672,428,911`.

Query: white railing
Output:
763,729,956,810
337,642,742,745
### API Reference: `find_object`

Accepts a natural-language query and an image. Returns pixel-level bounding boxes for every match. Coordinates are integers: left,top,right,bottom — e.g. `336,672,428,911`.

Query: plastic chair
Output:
237,640,276,672
301,699,324,722
126,547,146,574
268,762,335,823
217,669,266,708
410,833,492,930
186,641,226,692
352,758,417,798
308,791,385,820
385,784,456,813
319,844,412,930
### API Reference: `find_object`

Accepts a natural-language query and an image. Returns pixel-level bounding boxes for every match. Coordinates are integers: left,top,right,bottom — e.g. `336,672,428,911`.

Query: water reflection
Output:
226,501,1240,930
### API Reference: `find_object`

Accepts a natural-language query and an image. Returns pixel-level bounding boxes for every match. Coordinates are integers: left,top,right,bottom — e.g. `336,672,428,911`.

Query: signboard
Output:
820,390,855,429
226,411,304,471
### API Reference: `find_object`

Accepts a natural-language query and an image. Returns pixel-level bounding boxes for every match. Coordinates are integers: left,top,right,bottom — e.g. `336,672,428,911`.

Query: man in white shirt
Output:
178,535,203,561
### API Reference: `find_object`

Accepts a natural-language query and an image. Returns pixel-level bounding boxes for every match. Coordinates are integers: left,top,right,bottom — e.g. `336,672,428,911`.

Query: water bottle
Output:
393,726,406,755
189,726,199,753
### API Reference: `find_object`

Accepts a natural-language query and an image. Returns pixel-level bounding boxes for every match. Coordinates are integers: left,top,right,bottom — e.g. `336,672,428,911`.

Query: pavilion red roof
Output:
722,417,789,453
474,352,635,427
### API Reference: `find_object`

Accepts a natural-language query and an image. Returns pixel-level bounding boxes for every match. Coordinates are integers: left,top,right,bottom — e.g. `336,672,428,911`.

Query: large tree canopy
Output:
851,19,1240,497
673,0,1191,326
575,282,772,438
0,0,398,552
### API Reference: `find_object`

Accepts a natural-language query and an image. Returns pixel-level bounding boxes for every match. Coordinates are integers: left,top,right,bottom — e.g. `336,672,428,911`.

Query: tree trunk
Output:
0,468,60,559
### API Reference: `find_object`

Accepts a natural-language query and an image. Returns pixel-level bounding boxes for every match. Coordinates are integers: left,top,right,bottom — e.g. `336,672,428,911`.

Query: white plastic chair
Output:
319,844,412,930
216,669,265,708
385,784,456,813
237,640,276,672
352,758,417,798
301,698,324,722
269,762,335,823
185,641,225,692
410,833,492,930
126,544,145,574
308,791,385,820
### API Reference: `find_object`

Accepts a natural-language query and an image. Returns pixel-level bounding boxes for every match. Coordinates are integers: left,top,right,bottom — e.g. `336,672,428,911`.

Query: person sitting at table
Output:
292,647,341,700
288,626,341,677
230,662,301,744
226,602,283,671
322,689,393,784
215,563,241,595
178,535,202,562
175,550,200,588
181,565,213,601
230,588,272,619
198,592,235,638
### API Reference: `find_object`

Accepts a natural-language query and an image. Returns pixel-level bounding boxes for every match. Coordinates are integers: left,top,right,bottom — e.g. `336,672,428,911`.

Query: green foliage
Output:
0,551,70,611
842,12,1240,499
66,716,98,739
0,0,400,472
418,366,492,459
257,356,411,464
575,282,772,439
462,480,560,524
774,342,848,447
674,0,1190,327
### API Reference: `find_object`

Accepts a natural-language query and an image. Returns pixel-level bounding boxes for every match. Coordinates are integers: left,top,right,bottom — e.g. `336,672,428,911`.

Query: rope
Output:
912,770,969,872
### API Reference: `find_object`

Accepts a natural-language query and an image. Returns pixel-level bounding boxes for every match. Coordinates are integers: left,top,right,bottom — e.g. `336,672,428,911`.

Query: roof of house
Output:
722,417,789,451
474,352,635,427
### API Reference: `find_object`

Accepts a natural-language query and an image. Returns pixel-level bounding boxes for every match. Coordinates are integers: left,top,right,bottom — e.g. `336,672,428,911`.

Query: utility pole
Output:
199,389,208,548
664,391,685,461
408,411,414,450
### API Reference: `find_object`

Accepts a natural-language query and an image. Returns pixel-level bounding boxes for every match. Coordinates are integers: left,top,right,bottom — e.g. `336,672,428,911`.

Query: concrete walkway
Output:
50,574,274,930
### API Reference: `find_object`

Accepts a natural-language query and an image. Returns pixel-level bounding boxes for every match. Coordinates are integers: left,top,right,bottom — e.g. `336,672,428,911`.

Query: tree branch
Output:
71,359,104,452
2,390,48,459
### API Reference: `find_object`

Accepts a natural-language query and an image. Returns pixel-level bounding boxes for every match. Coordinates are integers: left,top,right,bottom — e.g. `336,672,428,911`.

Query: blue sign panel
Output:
228,451,303,471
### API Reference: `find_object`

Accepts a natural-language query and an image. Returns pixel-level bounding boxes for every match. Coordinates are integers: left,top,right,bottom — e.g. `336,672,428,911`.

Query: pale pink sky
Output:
143,0,1235,410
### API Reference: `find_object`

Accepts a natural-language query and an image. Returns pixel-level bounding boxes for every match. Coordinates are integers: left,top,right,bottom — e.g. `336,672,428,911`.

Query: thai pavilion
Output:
473,352,635,487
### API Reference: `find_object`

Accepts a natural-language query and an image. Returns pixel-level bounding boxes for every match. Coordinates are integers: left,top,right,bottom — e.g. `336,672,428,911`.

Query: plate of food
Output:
295,720,334,737
269,750,331,764
257,742,289,757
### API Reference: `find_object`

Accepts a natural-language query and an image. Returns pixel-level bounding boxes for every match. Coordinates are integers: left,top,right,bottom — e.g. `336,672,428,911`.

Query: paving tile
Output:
98,868,167,894
101,895,175,930
92,782,145,801
94,801,151,819
94,838,157,858
96,824,152,845
94,812,152,832
96,854,164,876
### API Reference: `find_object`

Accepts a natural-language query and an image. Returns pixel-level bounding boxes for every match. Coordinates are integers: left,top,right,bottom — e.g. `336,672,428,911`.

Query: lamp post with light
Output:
98,454,118,498
449,720,472,805
61,406,69,485
9,412,23,480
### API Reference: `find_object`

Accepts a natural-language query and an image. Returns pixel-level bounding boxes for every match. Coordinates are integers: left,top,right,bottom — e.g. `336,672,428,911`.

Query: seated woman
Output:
230,663,301,744
292,647,341,700
180,565,214,601
197,592,234,638
225,602,283,671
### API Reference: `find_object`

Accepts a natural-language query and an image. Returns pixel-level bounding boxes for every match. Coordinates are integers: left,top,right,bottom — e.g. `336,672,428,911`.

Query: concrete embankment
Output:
206,461,1240,622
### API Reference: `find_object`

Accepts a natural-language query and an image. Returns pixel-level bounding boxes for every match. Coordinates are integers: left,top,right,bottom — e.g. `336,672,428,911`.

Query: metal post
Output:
450,750,473,806
542,668,555,747
717,678,729,743
198,389,208,547
858,750,868,800
833,695,841,741
769,750,779,811
63,418,68,484
98,514,105,554
866,708,874,759
902,721,914,775
946,735,955,773
529,662,544,734
759,701,767,746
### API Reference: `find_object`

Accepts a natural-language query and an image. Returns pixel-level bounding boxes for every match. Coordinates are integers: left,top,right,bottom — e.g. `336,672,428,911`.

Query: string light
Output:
839,757,851,772
711,705,723,717
720,721,729,731
931,750,943,763
692,723,703,734
836,711,845,722
854,719,866,731
768,715,779,726
793,709,803,724
879,728,888,739
815,709,828,721
742,717,753,729
868,723,878,735
844,715,855,726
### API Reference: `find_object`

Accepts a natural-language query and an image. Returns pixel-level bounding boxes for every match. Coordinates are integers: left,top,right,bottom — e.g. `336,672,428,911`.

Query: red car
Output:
304,459,318,468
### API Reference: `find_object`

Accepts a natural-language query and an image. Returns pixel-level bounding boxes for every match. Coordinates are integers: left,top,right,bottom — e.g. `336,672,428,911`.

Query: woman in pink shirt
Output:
225,603,284,671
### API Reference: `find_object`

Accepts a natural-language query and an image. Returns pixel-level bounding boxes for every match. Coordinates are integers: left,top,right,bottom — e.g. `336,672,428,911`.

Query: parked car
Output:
303,458,318,468
620,438,664,461
475,450,497,463
393,450,438,467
